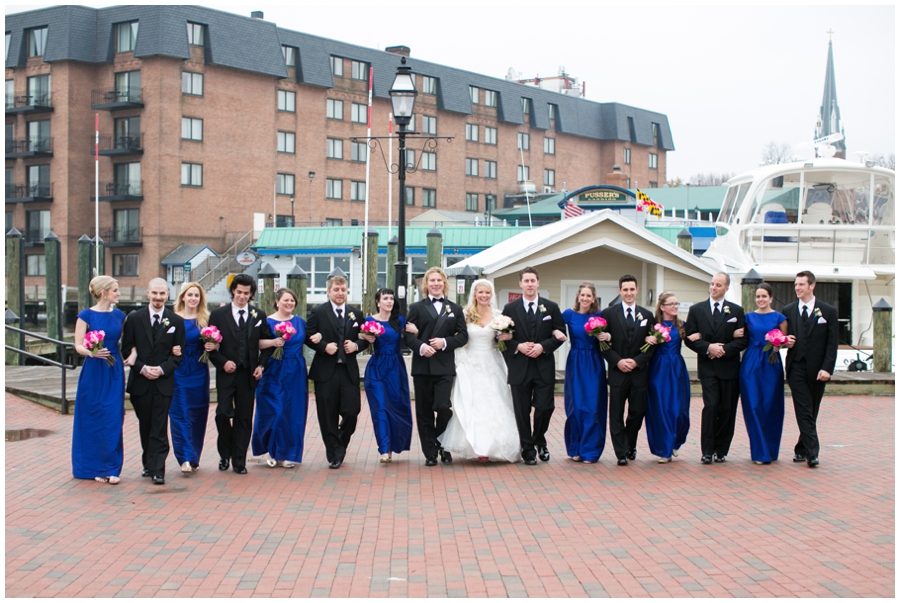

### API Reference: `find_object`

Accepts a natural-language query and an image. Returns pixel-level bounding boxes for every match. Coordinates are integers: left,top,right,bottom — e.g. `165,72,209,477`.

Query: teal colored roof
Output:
252,225,530,253
637,186,727,212
492,193,568,218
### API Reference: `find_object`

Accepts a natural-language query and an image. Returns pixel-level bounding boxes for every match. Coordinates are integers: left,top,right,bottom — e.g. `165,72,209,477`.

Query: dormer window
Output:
187,22,204,46
28,26,48,57
115,22,138,53
282,45,296,67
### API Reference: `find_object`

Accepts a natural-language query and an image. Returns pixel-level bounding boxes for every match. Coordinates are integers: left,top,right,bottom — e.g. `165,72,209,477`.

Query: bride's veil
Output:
467,278,499,311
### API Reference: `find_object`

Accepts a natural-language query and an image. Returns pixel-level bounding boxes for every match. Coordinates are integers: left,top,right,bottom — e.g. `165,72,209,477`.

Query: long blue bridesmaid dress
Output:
739,311,786,463
72,308,126,479
561,309,607,462
645,320,691,459
364,316,413,455
169,318,210,468
251,315,309,463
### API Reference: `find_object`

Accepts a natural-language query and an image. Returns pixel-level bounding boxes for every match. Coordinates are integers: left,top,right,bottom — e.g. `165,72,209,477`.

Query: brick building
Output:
5,5,674,290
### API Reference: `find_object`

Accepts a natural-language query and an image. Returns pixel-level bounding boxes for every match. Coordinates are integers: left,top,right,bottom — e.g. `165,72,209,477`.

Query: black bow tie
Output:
431,297,444,304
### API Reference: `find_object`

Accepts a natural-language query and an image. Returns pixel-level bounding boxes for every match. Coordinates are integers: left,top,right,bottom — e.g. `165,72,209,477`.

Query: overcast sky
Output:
8,2,896,181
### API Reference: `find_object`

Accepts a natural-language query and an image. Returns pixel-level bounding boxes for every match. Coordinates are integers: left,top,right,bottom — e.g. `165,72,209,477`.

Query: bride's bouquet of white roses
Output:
488,315,515,352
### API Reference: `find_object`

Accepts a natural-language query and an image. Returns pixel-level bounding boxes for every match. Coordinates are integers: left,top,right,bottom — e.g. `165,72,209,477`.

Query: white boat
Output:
701,155,894,365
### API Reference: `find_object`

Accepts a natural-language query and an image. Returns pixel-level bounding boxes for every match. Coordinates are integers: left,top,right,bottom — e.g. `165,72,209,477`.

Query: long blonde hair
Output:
464,279,497,325
175,281,210,327
654,291,684,339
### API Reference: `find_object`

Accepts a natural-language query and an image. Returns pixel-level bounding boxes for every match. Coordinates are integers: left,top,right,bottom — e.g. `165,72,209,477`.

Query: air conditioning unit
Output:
542,186,553,194
518,180,536,194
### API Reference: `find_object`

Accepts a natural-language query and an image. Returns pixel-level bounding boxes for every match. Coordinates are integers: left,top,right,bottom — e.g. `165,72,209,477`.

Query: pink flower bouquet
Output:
272,321,297,360
488,314,515,352
762,329,787,364
361,320,386,338
198,325,223,363
640,323,672,353
584,316,610,351
84,329,116,366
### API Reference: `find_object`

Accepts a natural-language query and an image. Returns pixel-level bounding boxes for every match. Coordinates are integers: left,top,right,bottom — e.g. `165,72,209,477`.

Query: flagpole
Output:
94,114,99,274
363,66,373,299
519,146,533,229
273,182,277,227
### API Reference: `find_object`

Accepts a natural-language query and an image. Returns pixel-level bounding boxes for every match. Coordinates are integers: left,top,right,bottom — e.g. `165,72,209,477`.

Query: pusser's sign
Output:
577,188,631,204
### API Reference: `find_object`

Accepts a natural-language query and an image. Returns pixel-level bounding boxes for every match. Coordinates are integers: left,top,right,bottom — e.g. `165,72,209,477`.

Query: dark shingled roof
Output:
6,5,674,149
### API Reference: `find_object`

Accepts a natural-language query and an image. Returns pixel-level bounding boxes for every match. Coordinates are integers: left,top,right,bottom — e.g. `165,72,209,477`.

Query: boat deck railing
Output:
740,223,894,265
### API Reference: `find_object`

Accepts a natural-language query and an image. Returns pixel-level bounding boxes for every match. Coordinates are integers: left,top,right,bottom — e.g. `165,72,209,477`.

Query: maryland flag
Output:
636,189,663,218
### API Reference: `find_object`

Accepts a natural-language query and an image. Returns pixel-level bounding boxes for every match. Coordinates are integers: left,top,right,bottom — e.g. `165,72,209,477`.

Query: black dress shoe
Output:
617,458,628,466
328,460,342,469
425,457,438,467
807,457,819,467
792,454,807,463
538,446,550,462
218,459,229,471
626,449,637,461
141,469,151,478
714,453,727,463
440,450,453,464
152,475,165,485
701,455,713,464
233,466,247,474
524,457,537,466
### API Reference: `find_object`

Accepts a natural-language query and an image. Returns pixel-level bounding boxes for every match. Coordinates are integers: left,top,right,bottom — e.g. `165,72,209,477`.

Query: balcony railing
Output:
24,228,51,245
5,92,54,114
90,87,144,110
6,137,53,158
90,180,143,201
91,134,143,155
6,182,53,203
90,226,143,246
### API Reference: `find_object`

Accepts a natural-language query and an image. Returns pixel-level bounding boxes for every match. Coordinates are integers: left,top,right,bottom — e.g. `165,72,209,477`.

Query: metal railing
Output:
92,134,142,153
6,182,53,199
90,87,142,106
6,137,53,154
91,180,143,198
5,324,76,414
5,92,52,109
196,230,254,291
90,226,143,244
742,223,895,265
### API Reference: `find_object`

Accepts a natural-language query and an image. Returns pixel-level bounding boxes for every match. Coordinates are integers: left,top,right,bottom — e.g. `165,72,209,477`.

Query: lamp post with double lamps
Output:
388,59,417,316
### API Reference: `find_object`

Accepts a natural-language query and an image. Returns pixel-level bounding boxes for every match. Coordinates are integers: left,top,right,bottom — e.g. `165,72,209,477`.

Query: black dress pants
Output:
216,366,256,469
131,387,173,476
314,364,361,464
788,360,826,459
510,377,555,460
608,376,647,459
413,374,454,459
698,376,739,457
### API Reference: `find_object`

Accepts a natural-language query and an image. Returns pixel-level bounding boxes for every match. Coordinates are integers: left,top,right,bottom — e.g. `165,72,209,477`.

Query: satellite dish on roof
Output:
506,67,517,81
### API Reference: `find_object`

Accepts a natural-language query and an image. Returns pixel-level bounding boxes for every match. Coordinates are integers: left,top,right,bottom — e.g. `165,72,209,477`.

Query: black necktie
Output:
336,307,343,321
335,308,346,363
801,305,809,322
627,307,635,325
527,301,535,318
713,302,722,322
152,314,160,330
238,309,246,330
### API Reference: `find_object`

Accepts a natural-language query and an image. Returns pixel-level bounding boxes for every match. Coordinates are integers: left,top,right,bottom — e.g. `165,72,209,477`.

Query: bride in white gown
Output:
438,279,522,463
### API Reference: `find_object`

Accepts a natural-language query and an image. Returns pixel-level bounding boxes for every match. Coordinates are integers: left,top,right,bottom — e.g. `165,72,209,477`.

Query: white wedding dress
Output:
438,323,522,462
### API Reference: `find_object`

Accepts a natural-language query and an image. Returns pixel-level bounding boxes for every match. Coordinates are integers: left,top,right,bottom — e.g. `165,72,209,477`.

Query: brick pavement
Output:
5,391,894,597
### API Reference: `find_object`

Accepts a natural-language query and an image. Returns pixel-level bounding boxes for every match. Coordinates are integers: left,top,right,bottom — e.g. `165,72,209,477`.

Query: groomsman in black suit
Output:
208,273,274,474
600,274,655,465
306,273,368,469
121,278,185,485
501,267,566,465
405,267,468,466
684,272,747,465
783,270,839,468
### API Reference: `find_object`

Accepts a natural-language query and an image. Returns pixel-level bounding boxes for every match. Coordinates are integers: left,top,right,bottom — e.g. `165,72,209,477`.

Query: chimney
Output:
250,11,264,19
385,45,411,57
606,164,627,188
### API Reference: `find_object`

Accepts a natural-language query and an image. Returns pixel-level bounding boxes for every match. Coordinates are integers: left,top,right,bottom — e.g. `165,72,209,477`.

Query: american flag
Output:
564,202,584,219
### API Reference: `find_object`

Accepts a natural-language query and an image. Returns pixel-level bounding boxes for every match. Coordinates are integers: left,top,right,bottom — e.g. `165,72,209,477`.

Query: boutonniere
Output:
161,317,170,328
813,307,822,319
444,306,452,315
348,312,356,322
538,304,547,313
636,312,644,321
250,309,258,320
723,305,731,315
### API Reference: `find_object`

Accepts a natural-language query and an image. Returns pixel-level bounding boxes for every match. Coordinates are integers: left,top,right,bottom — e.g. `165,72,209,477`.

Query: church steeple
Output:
815,30,846,158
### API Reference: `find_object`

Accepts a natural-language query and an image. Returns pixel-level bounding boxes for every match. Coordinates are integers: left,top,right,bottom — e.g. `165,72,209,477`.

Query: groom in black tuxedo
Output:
121,278,185,485
405,267,468,466
783,270,838,468
501,267,565,465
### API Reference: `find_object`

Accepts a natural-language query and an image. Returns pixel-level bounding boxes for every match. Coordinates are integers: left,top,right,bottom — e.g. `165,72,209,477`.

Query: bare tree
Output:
688,173,735,186
666,177,683,188
761,141,795,165
870,153,895,170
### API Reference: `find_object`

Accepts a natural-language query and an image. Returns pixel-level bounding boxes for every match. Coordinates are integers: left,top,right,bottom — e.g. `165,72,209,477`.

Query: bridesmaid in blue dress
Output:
561,282,610,464
358,288,413,463
738,283,787,464
72,276,126,484
252,288,308,467
644,292,691,463
171,282,213,474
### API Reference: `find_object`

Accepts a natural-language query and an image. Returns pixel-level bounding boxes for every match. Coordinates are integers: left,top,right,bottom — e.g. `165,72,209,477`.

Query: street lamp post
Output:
290,196,294,227
307,171,315,223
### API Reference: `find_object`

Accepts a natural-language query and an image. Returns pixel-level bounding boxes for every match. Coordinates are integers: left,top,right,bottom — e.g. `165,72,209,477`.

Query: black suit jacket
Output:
208,303,273,389
405,298,468,376
600,303,656,386
306,302,369,382
684,298,748,379
784,299,839,378
121,306,185,397
501,297,566,386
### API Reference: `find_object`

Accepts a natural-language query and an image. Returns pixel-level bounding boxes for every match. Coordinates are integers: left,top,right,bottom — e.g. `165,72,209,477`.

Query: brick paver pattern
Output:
5,391,893,597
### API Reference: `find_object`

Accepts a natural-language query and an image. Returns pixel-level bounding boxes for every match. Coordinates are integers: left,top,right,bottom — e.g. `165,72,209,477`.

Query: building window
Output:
326,138,343,159
544,137,555,155
181,117,202,141
330,56,343,76
112,71,140,104
351,181,366,201
544,169,555,187
469,86,479,104
422,188,436,208
5,33,10,62
627,116,637,142
484,160,497,179
649,153,658,169
624,148,631,165
277,89,295,112
25,210,50,243
26,254,46,276
282,45,296,66
351,140,367,162
517,132,530,151
114,208,140,243
296,255,351,295
522,98,532,116
113,162,141,195
114,116,140,149
324,218,343,227
651,122,660,147
186,22,203,46
6,79,13,109
181,163,202,186
422,76,436,95
485,194,496,212
465,158,478,177
277,131,295,153
5,210,12,233
548,104,557,120
626,178,631,188
649,181,658,188
484,126,497,145
326,98,343,120
277,173,295,195
422,151,436,171
26,165,50,197
405,186,415,206
26,119,50,152
28,27,48,57
27,74,51,107
403,149,415,169
405,114,416,132
116,22,139,53
465,123,478,142
517,165,529,182
182,72,203,96
484,90,497,107
351,102,367,124
465,193,478,212
421,115,436,135
326,178,342,199
113,254,139,277
351,60,368,81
